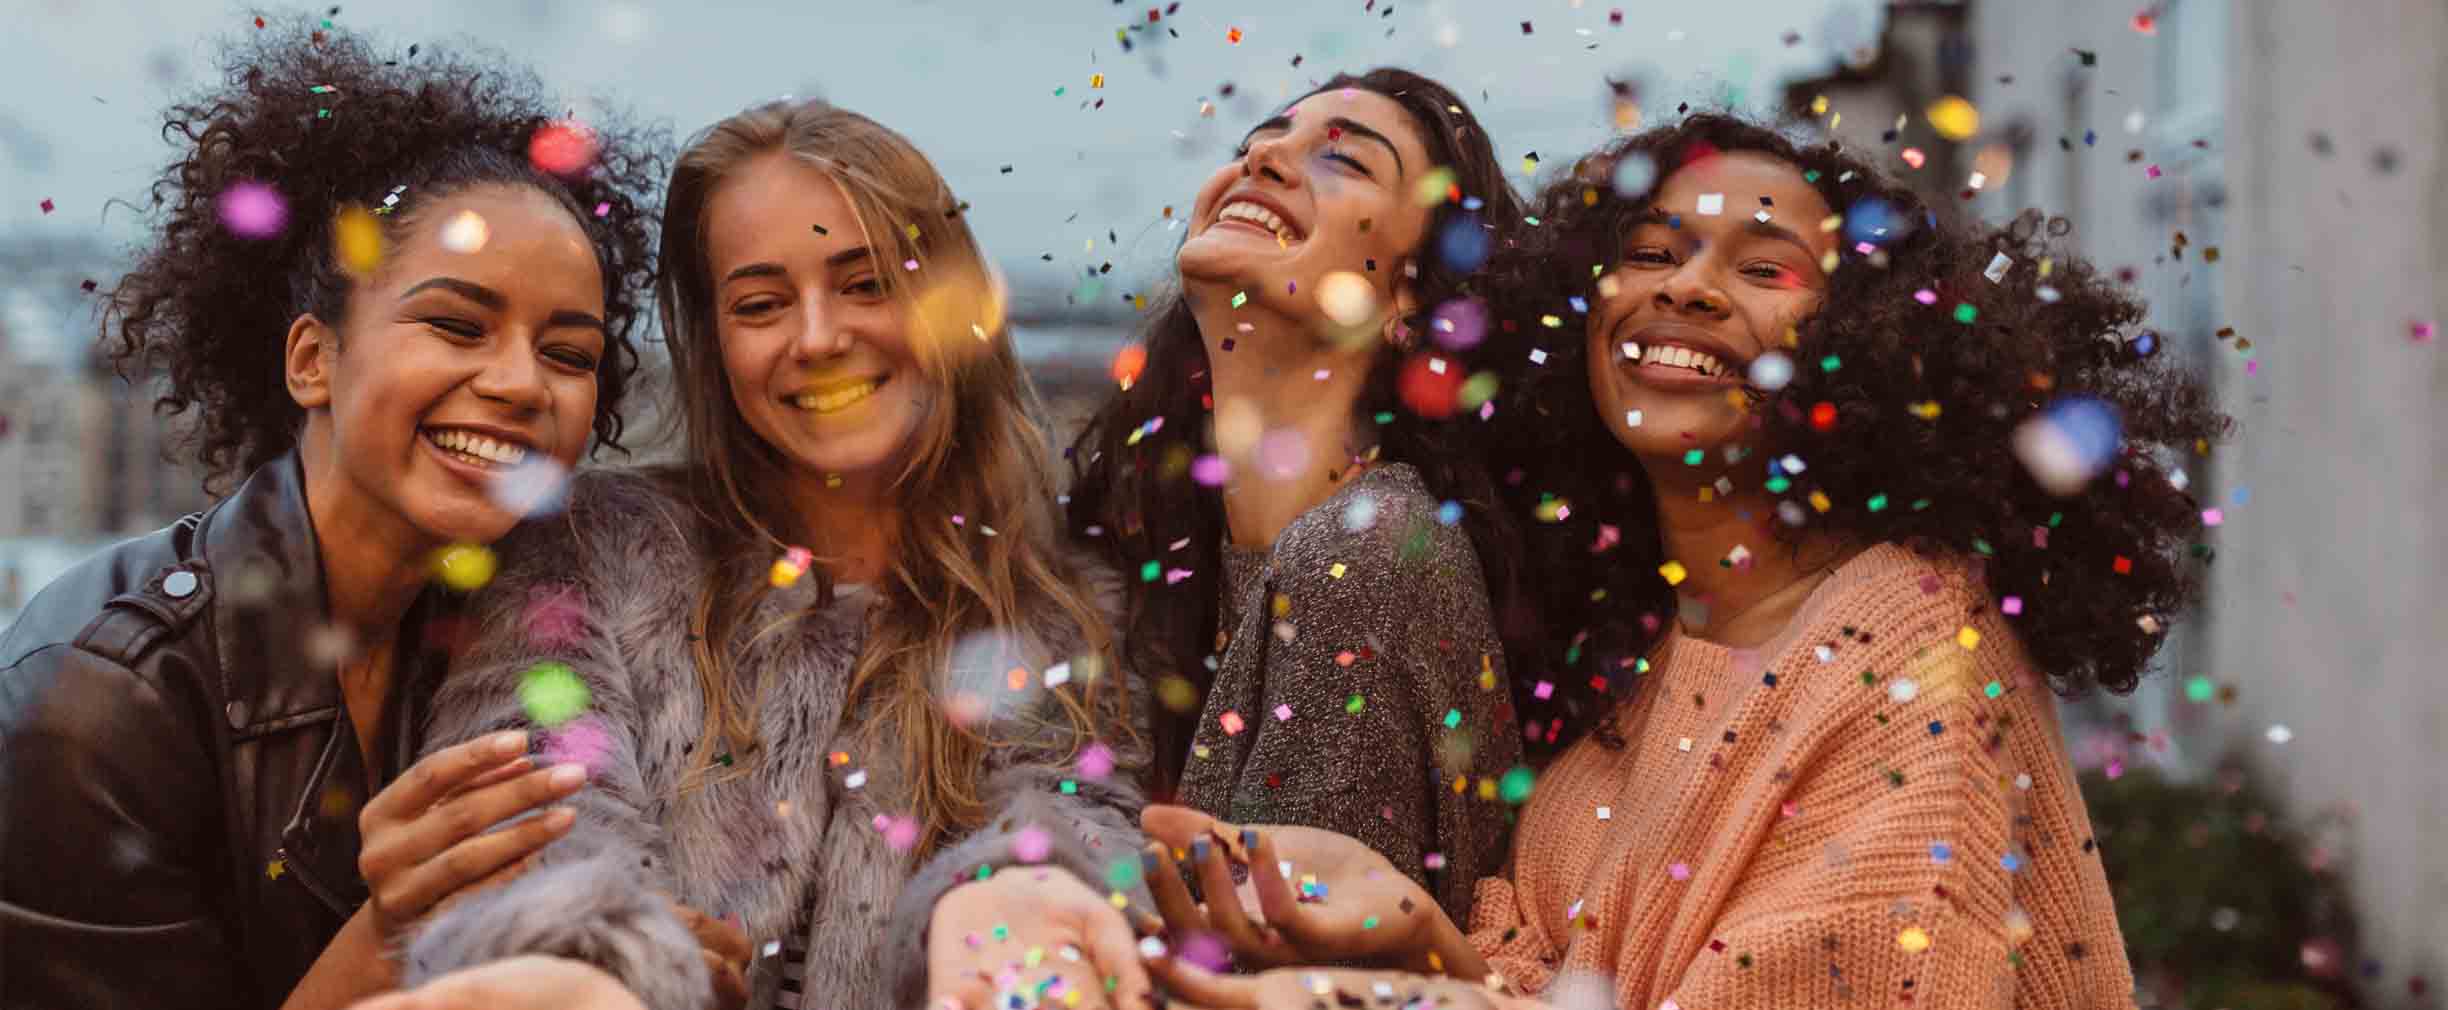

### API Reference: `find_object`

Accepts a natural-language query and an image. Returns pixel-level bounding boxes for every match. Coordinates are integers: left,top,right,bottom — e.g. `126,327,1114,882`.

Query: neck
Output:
1190,289,1377,549
1643,457,1851,649
781,465,898,586
297,425,434,694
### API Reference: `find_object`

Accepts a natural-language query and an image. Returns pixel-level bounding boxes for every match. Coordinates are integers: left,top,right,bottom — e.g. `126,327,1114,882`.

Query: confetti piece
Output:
1926,96,1980,139
217,182,288,239
1317,271,1376,326
438,210,489,254
1110,345,1147,390
1078,743,1114,779
528,120,599,177
1013,826,1052,862
39,198,55,214
1219,711,1245,736
1694,192,1725,216
1898,927,1931,953
1956,627,1982,650
518,661,590,727
1659,560,1688,586
2014,396,2123,495
431,543,496,591
334,206,384,274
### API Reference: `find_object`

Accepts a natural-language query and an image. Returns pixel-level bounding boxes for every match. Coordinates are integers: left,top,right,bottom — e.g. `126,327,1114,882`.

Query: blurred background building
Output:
3,1,2442,1005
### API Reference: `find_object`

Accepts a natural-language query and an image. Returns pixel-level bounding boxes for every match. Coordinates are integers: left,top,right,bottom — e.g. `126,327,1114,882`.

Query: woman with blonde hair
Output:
393,99,1153,1010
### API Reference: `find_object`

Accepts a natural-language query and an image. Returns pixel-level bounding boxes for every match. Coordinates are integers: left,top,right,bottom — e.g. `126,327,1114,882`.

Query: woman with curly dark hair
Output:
1136,113,2225,1010
1065,68,1529,927
0,17,685,1010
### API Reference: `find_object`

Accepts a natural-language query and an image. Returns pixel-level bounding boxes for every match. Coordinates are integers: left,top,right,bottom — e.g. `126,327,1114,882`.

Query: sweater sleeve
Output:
1465,874,1561,997
1643,599,2023,1010
400,481,711,1010
1220,495,1519,923
882,561,1156,1007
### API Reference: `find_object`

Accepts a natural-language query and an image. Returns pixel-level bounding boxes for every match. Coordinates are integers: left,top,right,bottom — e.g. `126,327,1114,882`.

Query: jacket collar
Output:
202,451,342,735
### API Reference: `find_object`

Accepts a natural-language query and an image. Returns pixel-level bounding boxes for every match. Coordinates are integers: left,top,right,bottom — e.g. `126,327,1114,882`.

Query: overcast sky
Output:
3,0,1881,316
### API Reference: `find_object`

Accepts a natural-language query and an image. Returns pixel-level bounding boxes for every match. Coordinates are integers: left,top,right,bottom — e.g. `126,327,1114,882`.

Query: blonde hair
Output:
653,99,1128,856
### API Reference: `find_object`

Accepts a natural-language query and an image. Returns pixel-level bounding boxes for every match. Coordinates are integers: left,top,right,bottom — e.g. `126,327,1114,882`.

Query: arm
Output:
398,526,709,1010
1,645,242,1008
887,641,1155,1005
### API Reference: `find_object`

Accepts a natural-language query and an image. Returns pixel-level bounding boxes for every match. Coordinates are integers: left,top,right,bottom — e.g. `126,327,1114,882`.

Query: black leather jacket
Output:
1,452,447,1009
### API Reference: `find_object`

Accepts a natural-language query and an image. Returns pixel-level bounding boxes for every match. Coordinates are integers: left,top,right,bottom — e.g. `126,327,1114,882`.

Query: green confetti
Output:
1819,354,1842,372
992,924,1010,940
1059,779,1079,795
2047,511,2064,528
1765,476,1792,493
518,661,590,727
1867,494,1889,512
1953,303,1979,324
2184,675,2215,702
975,864,996,881
1682,449,1705,465
1498,765,1537,805
1105,854,1144,891
1972,538,1995,556
1345,694,1366,714
1984,680,2005,698
1231,291,1248,308
1139,560,1160,583
1911,498,1933,511
1372,411,1396,425
1362,915,1381,930
1442,708,1463,729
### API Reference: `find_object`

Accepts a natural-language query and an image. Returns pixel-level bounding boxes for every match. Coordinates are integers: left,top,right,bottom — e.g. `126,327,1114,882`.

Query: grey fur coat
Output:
402,469,1150,1010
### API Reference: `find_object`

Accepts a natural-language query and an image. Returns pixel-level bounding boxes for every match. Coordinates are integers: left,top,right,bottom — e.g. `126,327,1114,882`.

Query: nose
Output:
469,333,549,412
792,292,854,361
1240,132,1304,190
1652,261,1730,319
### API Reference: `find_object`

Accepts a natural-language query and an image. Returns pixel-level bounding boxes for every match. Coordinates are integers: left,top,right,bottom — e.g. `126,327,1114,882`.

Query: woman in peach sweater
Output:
1134,114,2225,1010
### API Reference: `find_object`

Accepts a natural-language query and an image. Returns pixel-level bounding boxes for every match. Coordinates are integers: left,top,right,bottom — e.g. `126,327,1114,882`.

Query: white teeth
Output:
1218,201,1294,240
1629,344,1732,378
428,428,528,466
793,380,880,413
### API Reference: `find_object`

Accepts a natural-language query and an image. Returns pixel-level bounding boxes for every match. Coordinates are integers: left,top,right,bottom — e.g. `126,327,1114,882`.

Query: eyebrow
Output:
1240,115,1408,178
719,245,877,287
400,276,605,332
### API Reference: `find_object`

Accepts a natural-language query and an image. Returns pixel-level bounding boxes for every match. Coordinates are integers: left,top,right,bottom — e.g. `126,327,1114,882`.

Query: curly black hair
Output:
103,14,665,492
1490,113,2229,758
1066,68,1539,793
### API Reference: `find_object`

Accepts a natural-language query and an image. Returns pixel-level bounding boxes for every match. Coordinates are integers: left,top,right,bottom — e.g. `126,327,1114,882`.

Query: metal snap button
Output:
163,570,200,599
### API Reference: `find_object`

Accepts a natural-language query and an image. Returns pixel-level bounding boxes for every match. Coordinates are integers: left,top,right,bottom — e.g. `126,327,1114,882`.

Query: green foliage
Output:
2081,763,2359,1010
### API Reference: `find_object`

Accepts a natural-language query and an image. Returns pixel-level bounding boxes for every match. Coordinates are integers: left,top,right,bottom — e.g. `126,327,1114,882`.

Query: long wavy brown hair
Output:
655,99,1130,856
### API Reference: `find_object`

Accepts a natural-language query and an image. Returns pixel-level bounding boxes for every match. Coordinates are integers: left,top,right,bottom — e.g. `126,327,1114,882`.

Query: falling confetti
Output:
438,210,489,254
217,181,288,239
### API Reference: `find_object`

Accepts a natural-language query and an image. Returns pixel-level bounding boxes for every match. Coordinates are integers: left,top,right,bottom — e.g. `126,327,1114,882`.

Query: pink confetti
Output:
1219,711,1245,736
1900,147,1926,169
38,198,54,214
1533,680,1555,700
1913,289,1938,305
2001,596,2023,615
1191,454,1230,486
1424,852,1446,869
2413,320,2436,344
1668,862,1691,881
216,181,288,239
2145,164,2163,179
880,814,920,851
1012,825,1052,863
2202,508,2224,527
524,585,589,650
540,717,613,774
1077,742,1115,780
1272,703,1294,722
1592,524,1620,552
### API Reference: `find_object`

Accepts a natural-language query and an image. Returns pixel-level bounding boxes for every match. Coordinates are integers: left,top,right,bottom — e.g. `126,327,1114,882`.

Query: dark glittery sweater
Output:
1176,462,1520,923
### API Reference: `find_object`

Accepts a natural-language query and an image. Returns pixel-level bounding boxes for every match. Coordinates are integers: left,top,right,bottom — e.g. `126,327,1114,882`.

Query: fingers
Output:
1142,842,1208,937
673,902,755,965
1146,955,1261,1009
441,756,536,801
374,806,575,921
1140,805,1228,850
1081,903,1156,1010
1188,831,1271,962
702,949,750,1010
1242,831,1305,938
365,731,530,823
367,763,587,883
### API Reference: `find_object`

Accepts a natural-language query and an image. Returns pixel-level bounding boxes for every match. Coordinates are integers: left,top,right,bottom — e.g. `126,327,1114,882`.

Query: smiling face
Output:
298,182,606,547
1585,151,1839,467
704,151,932,484
1178,88,1436,339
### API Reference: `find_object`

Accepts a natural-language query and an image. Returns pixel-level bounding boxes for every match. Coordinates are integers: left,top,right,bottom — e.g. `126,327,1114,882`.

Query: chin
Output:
410,498,520,548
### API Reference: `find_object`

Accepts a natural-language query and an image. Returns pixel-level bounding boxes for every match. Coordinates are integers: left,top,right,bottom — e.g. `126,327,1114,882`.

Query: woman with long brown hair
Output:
1065,68,1533,931
394,99,1152,1010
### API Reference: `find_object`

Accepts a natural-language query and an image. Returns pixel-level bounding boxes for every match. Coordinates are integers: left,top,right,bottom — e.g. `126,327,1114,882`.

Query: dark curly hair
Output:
103,14,665,492
1490,113,2228,758
1065,68,1538,793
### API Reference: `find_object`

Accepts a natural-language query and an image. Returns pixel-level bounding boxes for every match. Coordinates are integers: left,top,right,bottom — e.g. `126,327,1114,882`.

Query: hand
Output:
357,731,585,946
1139,805,1446,970
1149,960,1499,1010
667,900,752,1010
343,955,644,1010
927,866,1153,1010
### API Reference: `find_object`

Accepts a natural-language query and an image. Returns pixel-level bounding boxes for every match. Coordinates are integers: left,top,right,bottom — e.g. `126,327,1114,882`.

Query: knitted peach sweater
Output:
1467,543,2137,1009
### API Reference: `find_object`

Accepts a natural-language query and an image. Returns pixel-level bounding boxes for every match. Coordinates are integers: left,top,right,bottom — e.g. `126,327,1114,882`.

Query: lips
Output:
788,375,889,415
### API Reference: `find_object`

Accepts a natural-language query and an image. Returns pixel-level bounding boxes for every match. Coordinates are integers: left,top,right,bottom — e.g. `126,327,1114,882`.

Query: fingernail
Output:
493,731,528,756
1190,836,1210,863
549,763,587,789
545,806,576,828
1141,849,1161,876
1240,828,1259,851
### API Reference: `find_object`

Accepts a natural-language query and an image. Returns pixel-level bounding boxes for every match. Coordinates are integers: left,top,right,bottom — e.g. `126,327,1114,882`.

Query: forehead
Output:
385,184,600,294
1277,89,1433,163
703,152,863,265
1648,150,1835,225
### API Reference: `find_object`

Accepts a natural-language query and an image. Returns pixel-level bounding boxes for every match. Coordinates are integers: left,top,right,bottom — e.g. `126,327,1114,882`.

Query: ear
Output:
1379,258,1424,350
283,314,336,410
